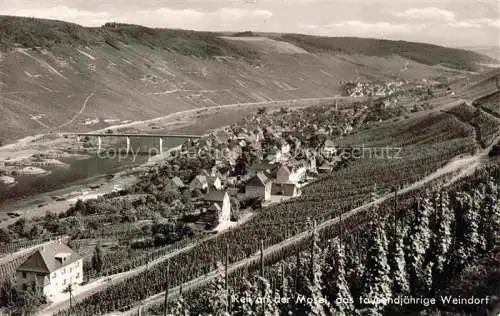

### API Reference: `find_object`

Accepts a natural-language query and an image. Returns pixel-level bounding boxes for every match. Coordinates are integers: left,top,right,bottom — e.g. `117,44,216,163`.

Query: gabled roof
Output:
18,243,81,274
246,172,271,187
200,169,212,177
203,191,228,202
249,162,277,173
208,203,222,212
276,165,291,177
318,162,333,169
324,139,336,148
170,176,184,188
191,175,208,185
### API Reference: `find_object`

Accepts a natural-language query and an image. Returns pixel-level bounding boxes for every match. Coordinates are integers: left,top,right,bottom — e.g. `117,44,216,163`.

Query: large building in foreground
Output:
16,243,83,298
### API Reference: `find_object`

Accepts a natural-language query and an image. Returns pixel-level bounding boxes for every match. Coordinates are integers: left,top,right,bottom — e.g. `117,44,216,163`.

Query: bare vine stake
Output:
164,261,170,316
393,188,398,237
225,243,229,313
260,240,264,278
225,243,229,290
339,212,343,249
281,262,286,297
294,249,300,293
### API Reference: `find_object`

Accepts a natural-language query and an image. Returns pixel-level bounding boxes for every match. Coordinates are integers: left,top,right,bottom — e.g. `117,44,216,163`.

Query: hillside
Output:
272,33,496,71
0,16,495,144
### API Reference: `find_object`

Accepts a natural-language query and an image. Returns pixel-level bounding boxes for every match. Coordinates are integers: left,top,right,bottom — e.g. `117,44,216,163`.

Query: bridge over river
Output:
67,132,203,152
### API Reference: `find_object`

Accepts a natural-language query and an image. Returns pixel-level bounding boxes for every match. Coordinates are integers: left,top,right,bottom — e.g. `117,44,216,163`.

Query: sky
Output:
1,0,499,48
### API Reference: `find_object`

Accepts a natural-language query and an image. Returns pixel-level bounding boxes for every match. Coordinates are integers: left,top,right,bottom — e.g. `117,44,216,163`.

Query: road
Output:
88,95,351,134
105,133,500,316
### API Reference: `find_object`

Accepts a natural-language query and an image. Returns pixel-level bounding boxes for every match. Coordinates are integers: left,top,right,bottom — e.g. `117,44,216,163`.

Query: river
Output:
0,136,188,206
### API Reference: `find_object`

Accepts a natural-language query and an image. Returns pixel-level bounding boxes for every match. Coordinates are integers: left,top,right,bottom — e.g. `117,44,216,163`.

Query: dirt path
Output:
100,134,500,316
55,92,95,130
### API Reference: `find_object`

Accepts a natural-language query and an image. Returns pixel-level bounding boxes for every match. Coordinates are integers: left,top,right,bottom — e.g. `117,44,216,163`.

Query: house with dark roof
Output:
323,139,337,156
245,172,272,201
189,174,209,192
196,191,232,230
164,176,185,192
271,165,302,197
318,161,334,174
16,243,83,297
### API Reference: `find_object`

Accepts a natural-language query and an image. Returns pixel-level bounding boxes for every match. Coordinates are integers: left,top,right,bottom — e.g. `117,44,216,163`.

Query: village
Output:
0,77,455,307
133,103,359,232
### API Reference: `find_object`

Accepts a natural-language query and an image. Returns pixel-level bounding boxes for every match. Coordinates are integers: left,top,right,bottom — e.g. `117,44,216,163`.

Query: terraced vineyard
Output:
56,112,480,315
476,92,500,118
445,103,500,147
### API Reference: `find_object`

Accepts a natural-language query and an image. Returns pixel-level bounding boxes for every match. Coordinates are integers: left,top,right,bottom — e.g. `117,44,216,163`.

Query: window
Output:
22,272,27,279
52,272,56,279
63,279,66,285
76,273,80,279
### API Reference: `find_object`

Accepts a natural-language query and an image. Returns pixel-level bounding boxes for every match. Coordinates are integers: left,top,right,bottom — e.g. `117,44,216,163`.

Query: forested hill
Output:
274,34,496,71
0,16,495,70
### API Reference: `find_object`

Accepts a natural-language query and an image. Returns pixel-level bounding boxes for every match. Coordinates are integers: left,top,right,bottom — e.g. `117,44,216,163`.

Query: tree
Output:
388,226,409,296
91,242,104,273
10,281,46,315
205,263,230,316
479,180,499,251
360,221,392,315
303,223,327,316
405,197,432,294
0,228,10,243
0,277,16,307
429,192,454,288
232,278,256,316
454,191,482,269
324,238,355,315
254,277,280,316
170,294,190,316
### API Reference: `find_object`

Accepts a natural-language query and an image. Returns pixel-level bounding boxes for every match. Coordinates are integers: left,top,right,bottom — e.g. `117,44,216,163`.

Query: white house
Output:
211,176,223,191
16,243,83,298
